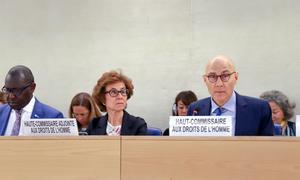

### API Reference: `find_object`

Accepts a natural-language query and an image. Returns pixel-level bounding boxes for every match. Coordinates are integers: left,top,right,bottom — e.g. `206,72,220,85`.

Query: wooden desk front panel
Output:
121,137,300,180
0,137,120,180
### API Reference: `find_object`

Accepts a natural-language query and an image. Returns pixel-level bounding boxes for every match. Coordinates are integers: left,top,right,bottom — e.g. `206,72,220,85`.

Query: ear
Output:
30,82,36,93
234,72,239,80
100,95,106,105
203,75,207,83
172,103,177,116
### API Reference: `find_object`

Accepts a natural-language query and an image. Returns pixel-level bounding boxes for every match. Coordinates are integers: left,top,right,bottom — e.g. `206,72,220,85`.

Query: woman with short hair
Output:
260,90,296,136
163,90,197,135
87,70,147,136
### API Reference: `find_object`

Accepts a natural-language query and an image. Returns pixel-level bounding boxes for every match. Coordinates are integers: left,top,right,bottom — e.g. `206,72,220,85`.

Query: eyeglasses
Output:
204,72,236,83
105,88,128,97
1,82,33,97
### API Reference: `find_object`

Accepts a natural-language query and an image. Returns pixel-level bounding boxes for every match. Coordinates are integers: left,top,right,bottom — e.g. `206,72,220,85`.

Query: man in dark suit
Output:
187,55,273,136
0,65,63,136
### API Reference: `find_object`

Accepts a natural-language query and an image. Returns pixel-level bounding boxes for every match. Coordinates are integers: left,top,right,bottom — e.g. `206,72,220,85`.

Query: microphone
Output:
79,131,88,136
192,108,200,116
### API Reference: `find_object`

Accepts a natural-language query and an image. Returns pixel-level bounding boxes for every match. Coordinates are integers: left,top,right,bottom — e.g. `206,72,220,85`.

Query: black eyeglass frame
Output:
204,72,236,83
104,88,129,97
1,82,33,97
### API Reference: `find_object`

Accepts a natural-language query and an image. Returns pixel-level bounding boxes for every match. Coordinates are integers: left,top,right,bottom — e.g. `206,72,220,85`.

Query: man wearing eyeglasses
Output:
0,65,64,136
187,55,273,136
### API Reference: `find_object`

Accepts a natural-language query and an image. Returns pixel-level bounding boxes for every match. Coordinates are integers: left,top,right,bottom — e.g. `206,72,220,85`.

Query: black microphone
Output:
192,108,200,116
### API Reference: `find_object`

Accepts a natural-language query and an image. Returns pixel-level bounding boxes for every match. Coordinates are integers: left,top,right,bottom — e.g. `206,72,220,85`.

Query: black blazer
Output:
87,111,147,135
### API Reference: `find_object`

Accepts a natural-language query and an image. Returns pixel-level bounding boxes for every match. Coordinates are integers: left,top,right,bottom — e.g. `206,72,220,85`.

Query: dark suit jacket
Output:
0,98,64,135
187,92,273,136
87,111,147,135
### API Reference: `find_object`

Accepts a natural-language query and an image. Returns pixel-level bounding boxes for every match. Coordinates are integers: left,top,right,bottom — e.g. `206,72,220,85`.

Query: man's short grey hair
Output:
260,90,296,120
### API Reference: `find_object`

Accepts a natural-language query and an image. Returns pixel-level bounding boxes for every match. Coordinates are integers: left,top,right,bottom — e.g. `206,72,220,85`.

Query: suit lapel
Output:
31,98,43,118
120,111,133,135
0,105,12,135
96,115,108,135
235,93,247,135
199,98,211,116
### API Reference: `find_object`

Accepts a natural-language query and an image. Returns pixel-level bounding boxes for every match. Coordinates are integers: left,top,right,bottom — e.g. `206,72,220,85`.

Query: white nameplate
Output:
169,116,233,136
296,115,300,136
21,118,79,136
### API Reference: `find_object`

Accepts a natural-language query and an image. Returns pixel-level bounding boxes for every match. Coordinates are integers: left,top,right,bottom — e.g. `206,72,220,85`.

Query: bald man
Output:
0,65,63,136
188,55,273,136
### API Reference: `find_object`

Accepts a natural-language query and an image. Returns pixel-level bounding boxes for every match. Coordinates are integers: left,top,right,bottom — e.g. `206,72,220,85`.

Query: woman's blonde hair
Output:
69,92,101,128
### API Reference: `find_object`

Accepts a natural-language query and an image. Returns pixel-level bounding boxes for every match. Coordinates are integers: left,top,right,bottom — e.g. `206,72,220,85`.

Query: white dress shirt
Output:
210,92,236,135
5,96,35,136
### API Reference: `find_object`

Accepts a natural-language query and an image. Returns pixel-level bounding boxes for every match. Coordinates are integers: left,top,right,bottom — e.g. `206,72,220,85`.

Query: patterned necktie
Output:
11,110,22,136
214,107,223,116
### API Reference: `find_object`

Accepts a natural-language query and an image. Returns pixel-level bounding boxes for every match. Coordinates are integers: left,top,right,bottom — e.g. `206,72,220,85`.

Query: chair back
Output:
147,127,162,136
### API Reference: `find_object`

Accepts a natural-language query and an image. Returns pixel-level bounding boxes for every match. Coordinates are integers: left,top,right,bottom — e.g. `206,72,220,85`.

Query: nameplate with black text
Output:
21,118,79,136
169,116,233,136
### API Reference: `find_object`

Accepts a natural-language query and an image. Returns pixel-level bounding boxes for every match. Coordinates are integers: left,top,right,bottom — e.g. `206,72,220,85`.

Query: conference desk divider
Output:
0,136,299,180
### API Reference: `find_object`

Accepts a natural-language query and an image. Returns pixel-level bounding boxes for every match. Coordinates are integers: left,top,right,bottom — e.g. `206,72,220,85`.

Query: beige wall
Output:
0,0,299,130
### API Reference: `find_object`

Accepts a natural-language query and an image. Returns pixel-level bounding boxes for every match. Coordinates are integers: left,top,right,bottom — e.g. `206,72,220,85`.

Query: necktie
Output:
11,110,22,136
214,107,223,116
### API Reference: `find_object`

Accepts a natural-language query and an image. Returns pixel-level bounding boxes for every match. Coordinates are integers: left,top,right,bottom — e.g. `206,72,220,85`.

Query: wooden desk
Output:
121,137,300,180
1,136,300,180
0,136,120,180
